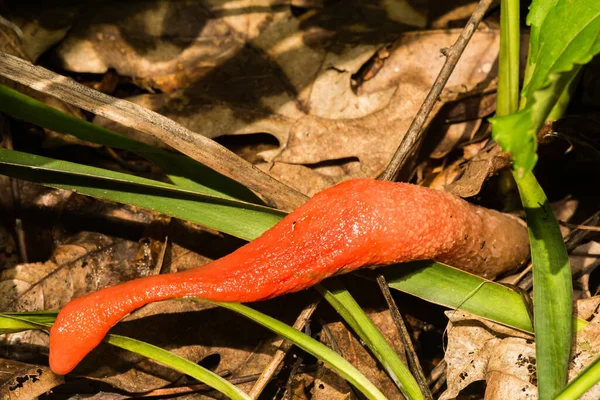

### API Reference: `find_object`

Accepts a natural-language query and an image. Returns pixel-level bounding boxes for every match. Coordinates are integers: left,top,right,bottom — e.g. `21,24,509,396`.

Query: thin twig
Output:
376,275,433,399
0,52,309,212
379,0,496,182
249,299,320,399
559,220,600,232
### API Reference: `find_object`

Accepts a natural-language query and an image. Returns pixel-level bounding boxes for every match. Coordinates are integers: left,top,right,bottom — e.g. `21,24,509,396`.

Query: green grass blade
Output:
212,301,387,400
0,84,262,203
497,0,520,117
0,306,384,399
106,334,251,400
554,356,600,400
0,312,251,400
516,172,572,399
0,312,55,333
0,149,284,241
381,261,534,332
316,282,423,400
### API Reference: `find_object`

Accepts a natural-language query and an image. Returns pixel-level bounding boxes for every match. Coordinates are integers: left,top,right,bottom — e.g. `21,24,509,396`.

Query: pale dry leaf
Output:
429,119,482,159
272,28,503,194
440,310,534,400
1,0,76,61
570,305,600,400
442,299,600,400
575,296,600,320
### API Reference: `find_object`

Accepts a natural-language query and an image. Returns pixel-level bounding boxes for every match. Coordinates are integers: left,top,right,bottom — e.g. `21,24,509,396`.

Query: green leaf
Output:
381,261,534,332
525,0,560,75
317,282,424,400
517,172,572,400
106,334,251,400
0,149,284,241
554,356,600,400
497,0,521,117
0,312,55,333
0,84,262,203
492,0,600,177
211,301,388,400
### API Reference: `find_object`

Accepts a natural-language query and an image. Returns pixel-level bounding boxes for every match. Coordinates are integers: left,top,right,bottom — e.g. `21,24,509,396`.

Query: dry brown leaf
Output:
53,0,505,195
431,143,511,197
0,232,139,312
0,359,64,400
440,310,534,400
441,299,600,400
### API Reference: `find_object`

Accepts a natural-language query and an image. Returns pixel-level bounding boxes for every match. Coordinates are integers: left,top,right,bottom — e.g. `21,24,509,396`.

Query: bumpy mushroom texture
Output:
49,179,529,375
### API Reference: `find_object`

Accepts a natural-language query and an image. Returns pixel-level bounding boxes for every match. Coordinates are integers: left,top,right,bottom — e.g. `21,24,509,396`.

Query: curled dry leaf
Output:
442,298,600,400
440,310,535,400
430,143,512,197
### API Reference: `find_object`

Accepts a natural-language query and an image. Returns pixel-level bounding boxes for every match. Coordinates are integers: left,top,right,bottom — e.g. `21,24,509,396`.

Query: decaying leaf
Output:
442,297,600,400
0,358,64,400
0,232,140,312
431,143,512,197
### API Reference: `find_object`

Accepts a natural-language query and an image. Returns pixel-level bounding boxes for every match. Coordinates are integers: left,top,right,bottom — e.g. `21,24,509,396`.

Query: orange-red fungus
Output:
49,179,529,374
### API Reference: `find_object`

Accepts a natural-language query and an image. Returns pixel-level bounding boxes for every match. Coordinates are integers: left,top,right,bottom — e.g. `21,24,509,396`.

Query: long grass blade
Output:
106,334,251,400
317,282,424,400
0,149,284,241
212,301,387,400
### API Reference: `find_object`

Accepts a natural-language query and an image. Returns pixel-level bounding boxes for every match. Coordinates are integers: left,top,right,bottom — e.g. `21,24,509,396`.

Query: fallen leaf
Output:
441,298,600,400
428,142,509,196
0,232,140,312
0,359,64,400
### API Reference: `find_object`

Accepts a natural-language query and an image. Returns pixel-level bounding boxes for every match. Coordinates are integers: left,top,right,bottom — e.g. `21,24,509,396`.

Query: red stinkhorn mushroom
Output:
49,179,529,375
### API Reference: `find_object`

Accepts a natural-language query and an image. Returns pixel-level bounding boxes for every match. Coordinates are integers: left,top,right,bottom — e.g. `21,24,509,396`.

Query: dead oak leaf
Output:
442,299,600,400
